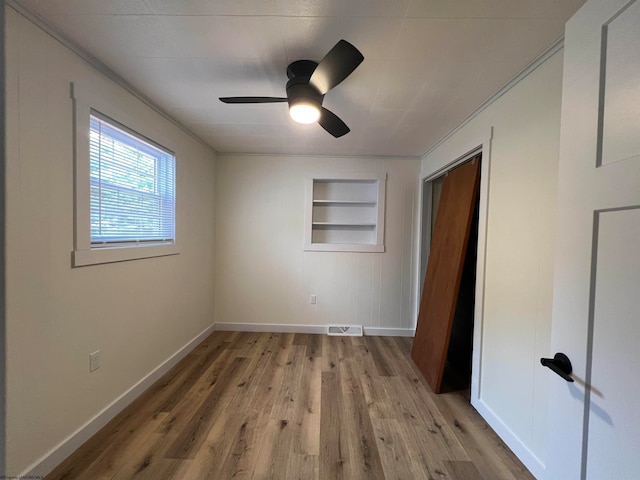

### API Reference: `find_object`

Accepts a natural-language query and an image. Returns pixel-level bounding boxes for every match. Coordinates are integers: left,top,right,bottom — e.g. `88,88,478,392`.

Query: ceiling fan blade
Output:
219,97,288,104
309,40,364,95
318,107,350,138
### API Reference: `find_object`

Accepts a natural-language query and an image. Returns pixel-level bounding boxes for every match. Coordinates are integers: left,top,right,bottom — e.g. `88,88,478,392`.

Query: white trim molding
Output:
21,323,216,478
304,172,387,253
214,322,328,335
419,125,545,476
472,398,545,479
214,323,415,337
73,243,181,267
70,82,181,267
6,0,216,155
363,327,415,337
421,37,564,159
417,127,493,412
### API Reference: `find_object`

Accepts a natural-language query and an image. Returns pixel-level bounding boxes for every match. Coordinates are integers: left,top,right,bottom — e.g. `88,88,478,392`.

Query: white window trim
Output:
71,82,180,267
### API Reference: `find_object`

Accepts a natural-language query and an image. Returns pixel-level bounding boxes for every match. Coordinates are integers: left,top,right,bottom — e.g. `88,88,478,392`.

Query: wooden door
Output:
546,0,640,478
412,157,480,393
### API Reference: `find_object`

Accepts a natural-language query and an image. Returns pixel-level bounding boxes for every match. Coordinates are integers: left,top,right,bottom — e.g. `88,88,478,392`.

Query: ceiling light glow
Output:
290,103,320,124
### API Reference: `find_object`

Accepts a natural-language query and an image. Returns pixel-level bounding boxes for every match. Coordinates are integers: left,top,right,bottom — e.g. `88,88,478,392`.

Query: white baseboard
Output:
214,322,415,337
23,321,412,476
364,327,415,337
214,322,328,334
471,398,545,480
22,323,216,478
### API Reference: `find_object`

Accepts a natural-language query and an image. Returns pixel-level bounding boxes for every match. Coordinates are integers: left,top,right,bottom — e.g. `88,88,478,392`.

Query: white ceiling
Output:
17,0,586,157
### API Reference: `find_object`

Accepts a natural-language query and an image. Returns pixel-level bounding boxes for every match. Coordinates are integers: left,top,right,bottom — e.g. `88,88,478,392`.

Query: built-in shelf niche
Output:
305,173,386,252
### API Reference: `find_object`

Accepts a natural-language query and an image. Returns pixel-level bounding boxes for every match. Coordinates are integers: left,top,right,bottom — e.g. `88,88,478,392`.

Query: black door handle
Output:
540,353,574,382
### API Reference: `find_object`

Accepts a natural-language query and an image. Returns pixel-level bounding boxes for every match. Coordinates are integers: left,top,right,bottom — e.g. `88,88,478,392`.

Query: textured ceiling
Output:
16,0,585,157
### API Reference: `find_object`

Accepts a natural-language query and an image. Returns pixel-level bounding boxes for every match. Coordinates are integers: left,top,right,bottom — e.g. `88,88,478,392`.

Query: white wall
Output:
5,8,217,475
421,49,563,477
3,3,565,477
214,154,420,335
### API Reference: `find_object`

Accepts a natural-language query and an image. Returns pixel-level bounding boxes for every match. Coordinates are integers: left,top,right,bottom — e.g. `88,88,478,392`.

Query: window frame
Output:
72,83,180,267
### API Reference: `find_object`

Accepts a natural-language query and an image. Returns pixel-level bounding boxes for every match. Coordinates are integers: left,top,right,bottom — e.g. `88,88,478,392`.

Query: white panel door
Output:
546,0,640,479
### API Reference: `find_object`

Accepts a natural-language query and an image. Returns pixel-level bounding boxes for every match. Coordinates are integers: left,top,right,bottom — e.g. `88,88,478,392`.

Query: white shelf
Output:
312,222,376,227
313,200,377,205
304,173,386,252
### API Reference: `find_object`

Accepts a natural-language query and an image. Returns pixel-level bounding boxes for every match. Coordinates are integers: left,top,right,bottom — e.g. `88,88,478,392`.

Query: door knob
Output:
540,353,574,382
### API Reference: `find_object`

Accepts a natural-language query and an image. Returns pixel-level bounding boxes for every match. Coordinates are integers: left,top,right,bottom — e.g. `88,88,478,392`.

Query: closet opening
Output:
414,154,481,395
442,186,479,393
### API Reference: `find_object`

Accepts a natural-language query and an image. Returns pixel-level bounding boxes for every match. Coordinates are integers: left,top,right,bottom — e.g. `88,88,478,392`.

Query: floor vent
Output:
327,325,363,336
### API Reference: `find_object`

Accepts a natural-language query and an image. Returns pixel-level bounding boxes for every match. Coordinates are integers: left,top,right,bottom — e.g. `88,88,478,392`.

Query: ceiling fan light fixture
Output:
220,40,363,137
289,101,321,124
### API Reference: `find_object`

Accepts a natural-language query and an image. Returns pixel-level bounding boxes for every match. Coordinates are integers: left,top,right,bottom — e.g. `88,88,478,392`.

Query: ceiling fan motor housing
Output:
286,59,317,79
287,82,323,110
286,60,324,109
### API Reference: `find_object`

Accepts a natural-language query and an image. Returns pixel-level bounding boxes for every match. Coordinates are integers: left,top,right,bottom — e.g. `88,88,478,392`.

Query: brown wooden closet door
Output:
411,156,480,393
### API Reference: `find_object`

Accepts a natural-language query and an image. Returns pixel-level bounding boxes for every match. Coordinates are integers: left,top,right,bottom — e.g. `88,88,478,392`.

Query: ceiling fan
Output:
219,40,364,138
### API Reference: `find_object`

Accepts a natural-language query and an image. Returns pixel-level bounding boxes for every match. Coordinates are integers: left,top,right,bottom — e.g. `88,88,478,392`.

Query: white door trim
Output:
417,127,492,407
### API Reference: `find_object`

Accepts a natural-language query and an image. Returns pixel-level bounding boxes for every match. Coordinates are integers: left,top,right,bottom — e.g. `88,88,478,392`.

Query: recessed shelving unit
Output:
305,173,386,252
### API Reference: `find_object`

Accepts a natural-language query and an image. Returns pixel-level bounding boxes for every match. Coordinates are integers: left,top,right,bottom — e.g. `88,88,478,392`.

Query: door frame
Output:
416,127,492,406
0,1,7,475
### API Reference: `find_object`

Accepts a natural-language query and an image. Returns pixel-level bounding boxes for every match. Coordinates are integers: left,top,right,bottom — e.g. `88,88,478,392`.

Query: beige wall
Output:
421,49,563,477
5,8,216,475
214,154,420,334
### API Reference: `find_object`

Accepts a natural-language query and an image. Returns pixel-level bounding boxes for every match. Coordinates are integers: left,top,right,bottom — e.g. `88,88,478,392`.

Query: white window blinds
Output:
89,112,175,246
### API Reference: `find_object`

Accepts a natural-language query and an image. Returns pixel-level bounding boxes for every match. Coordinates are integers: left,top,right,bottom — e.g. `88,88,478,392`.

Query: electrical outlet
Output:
89,350,101,372
310,294,317,304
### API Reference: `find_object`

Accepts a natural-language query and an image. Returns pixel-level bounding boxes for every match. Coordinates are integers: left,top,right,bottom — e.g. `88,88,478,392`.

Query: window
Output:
72,82,180,267
89,112,175,247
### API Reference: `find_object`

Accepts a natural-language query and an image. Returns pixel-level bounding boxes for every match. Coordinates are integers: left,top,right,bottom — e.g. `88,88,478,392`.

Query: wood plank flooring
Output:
46,332,535,480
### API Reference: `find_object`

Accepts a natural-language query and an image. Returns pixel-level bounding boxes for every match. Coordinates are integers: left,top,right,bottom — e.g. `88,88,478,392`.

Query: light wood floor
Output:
46,332,534,480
